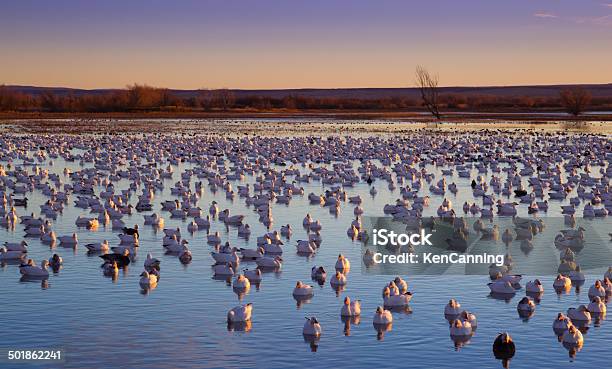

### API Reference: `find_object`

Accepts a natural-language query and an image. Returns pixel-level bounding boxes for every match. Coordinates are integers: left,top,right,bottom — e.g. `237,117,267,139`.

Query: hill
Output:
4,84,612,100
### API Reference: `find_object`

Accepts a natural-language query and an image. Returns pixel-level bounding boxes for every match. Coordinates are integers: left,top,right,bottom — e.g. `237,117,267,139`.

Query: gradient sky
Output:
1,0,611,89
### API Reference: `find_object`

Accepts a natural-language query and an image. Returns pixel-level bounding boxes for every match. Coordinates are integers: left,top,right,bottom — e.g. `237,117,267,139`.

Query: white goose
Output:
488,280,516,294
213,263,235,276
335,254,350,271
209,201,219,217
517,297,536,312
280,224,292,237
587,296,606,314
194,216,210,229
40,231,57,244
330,271,347,286
0,247,27,260
293,281,314,296
393,276,408,293
303,317,322,336
240,247,265,260
525,279,544,293
4,241,28,251
144,253,160,270
143,213,162,225
296,240,316,254
460,310,477,327
567,305,591,322
227,304,253,322
383,289,412,307
588,280,606,299
25,225,44,236
139,271,158,288
187,221,198,233
164,239,189,253
237,224,251,237
256,255,282,268
450,319,472,336
444,299,461,316
75,216,99,228
553,274,572,289
207,231,222,245
340,296,361,317
85,240,109,252
553,313,572,331
233,274,251,289
311,266,326,280
562,325,584,345
58,233,78,246
211,249,240,264
19,260,50,277
243,269,262,283
373,306,393,325
262,242,283,254
118,233,139,246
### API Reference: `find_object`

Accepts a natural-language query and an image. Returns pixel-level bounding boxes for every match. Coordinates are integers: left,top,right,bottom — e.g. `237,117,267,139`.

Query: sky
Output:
1,0,611,89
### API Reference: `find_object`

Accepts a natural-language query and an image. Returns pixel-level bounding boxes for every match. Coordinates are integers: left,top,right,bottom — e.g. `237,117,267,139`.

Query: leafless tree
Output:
415,65,441,119
215,89,235,110
560,87,591,116
197,89,212,110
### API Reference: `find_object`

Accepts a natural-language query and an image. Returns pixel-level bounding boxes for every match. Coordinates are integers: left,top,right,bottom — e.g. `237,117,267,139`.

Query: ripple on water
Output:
0,132,610,369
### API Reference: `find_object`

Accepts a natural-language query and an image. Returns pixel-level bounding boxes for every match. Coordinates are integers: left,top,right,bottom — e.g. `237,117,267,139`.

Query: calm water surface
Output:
0,132,610,369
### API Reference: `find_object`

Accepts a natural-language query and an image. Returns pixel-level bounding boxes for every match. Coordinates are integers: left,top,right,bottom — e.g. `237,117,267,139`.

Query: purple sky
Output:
1,0,611,89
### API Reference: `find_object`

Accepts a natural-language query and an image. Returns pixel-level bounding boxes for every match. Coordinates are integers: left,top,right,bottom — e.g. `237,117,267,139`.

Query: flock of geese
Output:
0,129,611,367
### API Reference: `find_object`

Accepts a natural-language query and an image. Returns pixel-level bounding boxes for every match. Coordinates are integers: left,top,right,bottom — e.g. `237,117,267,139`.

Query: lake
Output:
0,122,610,369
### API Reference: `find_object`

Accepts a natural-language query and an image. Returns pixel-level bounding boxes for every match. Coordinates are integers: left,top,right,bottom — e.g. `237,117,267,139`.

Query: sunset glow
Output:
1,0,611,89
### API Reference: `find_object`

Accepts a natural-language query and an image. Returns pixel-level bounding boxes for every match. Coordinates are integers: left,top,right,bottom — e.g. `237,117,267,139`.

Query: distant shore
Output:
1,109,612,121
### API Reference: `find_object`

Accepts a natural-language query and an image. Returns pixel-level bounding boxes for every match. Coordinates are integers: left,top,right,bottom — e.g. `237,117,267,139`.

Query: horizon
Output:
2,0,612,89
5,82,612,92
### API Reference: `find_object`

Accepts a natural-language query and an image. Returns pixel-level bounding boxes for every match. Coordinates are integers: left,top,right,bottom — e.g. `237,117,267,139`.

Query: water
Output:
0,129,610,369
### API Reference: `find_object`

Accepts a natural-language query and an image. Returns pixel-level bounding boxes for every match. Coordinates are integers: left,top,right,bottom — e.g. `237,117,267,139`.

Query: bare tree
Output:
415,65,441,119
209,89,235,110
39,91,61,112
560,87,591,116
198,89,212,110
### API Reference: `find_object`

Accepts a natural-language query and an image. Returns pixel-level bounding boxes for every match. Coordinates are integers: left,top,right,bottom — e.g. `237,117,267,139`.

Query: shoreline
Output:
2,118,611,135
1,109,612,121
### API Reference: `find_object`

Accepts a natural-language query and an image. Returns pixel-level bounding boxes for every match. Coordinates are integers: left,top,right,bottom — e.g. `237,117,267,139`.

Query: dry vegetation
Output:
559,87,592,116
1,84,611,117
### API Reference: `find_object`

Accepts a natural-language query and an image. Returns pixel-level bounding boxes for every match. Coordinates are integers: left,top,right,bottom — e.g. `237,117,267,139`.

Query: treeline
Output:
1,84,611,113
